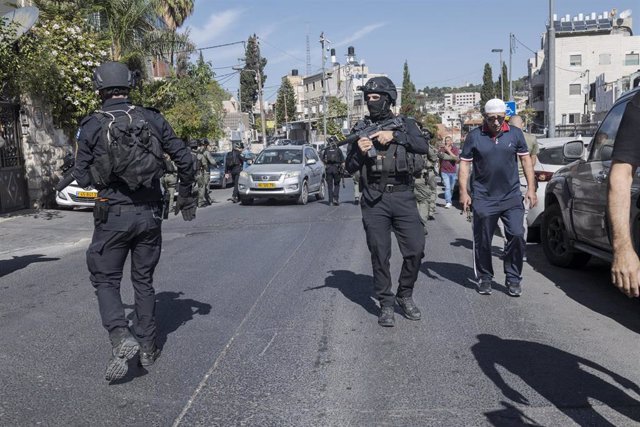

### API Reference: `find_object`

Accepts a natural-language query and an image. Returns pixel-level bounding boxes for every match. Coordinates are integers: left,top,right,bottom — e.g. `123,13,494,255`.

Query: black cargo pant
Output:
472,195,525,284
361,190,425,308
326,164,341,203
86,204,162,347
231,171,241,200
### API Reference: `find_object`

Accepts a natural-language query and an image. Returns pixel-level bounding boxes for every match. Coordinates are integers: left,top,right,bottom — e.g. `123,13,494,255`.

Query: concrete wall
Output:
20,96,73,209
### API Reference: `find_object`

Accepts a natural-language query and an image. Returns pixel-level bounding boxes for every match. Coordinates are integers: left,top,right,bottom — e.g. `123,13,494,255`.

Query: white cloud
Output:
334,23,386,47
187,9,244,46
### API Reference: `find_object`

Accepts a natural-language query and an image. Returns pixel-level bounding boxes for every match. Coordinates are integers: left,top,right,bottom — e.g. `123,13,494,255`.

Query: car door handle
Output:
595,170,608,183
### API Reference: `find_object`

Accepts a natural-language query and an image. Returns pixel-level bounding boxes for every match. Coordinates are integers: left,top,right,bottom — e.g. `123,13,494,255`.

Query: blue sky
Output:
182,1,637,103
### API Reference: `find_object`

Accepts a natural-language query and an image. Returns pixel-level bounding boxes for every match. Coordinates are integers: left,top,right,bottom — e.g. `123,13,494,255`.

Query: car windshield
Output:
211,153,225,164
255,149,302,164
538,146,571,166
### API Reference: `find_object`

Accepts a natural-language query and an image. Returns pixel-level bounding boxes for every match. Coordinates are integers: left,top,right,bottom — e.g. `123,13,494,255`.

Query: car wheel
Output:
297,181,309,205
239,197,254,205
541,203,591,268
315,179,326,201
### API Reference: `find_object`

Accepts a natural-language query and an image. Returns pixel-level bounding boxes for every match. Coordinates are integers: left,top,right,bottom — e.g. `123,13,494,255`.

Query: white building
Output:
444,92,480,108
529,9,640,132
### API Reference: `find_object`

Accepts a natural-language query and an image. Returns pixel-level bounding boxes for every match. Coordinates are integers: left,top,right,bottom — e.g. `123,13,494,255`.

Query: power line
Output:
513,34,582,75
257,36,318,69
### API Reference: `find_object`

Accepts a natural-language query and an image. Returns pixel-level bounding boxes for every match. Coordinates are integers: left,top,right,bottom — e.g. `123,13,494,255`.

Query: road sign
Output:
505,101,517,117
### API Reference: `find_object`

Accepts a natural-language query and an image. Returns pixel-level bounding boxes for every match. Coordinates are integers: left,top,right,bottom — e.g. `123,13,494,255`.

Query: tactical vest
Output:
366,143,425,180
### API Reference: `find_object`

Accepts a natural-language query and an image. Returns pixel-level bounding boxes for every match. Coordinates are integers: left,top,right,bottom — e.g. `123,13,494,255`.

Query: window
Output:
312,82,316,91
568,113,581,124
538,146,572,165
589,101,627,162
569,54,582,66
569,84,581,95
599,53,611,65
625,53,640,66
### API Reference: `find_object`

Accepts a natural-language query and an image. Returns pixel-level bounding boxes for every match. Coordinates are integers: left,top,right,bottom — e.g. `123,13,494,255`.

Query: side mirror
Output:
563,140,585,162
306,158,317,165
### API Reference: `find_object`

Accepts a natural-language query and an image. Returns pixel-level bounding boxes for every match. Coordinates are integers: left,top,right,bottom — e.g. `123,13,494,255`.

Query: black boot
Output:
378,306,395,327
139,342,161,367
105,327,139,381
396,296,421,320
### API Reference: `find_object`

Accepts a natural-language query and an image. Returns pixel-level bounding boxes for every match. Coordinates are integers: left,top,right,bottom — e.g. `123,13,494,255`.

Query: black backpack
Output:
92,106,164,191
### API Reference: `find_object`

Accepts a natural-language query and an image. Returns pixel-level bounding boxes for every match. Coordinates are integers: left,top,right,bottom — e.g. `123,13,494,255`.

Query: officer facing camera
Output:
69,61,196,381
345,76,430,327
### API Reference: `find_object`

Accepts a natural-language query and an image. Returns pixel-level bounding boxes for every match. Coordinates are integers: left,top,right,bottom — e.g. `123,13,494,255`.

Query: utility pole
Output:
491,48,504,99
255,43,267,146
509,33,515,101
320,32,328,140
284,91,289,139
548,0,556,137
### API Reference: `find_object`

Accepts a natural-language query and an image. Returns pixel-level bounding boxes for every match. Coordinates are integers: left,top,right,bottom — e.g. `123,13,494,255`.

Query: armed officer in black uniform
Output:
66,62,196,381
321,139,345,205
345,77,429,327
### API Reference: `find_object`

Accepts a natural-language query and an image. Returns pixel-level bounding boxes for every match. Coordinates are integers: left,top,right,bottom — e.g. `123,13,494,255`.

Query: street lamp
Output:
491,48,504,100
234,67,267,146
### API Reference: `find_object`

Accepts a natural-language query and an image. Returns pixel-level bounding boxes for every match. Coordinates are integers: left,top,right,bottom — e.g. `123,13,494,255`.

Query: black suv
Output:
541,87,640,267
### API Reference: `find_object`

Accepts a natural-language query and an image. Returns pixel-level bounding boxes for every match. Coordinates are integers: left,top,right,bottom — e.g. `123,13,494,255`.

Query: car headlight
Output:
211,171,221,177
284,171,300,178
240,171,249,178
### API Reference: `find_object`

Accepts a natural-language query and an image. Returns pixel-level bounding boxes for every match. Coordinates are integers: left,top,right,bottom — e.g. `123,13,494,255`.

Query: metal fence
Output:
555,123,600,138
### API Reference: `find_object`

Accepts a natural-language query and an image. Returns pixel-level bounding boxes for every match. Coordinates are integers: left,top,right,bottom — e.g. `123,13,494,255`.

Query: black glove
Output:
175,194,197,221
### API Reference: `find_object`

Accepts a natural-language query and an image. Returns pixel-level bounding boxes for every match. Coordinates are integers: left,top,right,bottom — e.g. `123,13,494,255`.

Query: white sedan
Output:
56,180,97,209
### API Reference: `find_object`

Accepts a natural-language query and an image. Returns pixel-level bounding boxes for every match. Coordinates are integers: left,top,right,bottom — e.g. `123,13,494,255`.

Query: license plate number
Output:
77,191,98,198
257,183,275,188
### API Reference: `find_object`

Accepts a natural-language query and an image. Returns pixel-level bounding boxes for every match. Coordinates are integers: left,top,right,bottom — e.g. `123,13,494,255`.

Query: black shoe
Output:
396,296,421,320
477,280,492,295
507,281,522,297
105,327,139,381
378,306,395,327
334,201,340,206
428,215,435,220
139,344,161,367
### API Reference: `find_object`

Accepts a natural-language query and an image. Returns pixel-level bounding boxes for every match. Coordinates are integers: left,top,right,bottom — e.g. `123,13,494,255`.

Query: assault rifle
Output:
333,116,405,158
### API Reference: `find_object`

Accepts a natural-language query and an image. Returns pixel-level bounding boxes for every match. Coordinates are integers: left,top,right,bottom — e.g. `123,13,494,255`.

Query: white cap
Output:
484,98,506,114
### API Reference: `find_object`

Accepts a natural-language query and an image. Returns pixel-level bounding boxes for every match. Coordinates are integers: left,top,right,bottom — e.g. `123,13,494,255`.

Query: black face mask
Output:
367,95,392,121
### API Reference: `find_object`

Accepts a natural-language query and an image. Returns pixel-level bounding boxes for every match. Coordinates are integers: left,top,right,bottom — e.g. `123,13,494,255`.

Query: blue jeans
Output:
441,172,457,204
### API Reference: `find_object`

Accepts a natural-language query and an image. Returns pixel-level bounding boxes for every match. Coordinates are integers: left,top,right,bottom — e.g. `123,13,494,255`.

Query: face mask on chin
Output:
367,96,392,121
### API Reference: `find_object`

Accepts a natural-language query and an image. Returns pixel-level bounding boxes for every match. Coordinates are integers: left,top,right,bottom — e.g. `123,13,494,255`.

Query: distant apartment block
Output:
444,92,480,108
529,9,640,131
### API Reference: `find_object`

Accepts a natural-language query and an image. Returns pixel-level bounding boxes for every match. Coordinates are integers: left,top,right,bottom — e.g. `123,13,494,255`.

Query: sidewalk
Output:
0,209,94,258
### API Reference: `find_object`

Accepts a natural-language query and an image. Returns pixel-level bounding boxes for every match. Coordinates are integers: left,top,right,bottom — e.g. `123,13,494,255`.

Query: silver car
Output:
236,145,326,205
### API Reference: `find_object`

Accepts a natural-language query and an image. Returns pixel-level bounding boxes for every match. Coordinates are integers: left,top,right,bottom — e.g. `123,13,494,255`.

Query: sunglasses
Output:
486,115,506,123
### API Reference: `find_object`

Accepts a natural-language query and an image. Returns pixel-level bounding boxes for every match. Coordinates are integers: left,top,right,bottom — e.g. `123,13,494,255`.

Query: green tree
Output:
496,62,509,101
275,78,296,128
240,34,267,114
325,96,347,137
400,60,417,116
155,0,194,30
419,113,440,140
480,63,495,107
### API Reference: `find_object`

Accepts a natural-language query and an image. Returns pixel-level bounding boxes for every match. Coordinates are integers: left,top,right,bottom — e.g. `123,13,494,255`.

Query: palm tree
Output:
155,0,194,30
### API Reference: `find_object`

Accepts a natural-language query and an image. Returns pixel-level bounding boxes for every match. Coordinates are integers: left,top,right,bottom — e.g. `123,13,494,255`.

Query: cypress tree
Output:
400,60,417,116
275,78,297,128
240,34,267,114
481,63,495,107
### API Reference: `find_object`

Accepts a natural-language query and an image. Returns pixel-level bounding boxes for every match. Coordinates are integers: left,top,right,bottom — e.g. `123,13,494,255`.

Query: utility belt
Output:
368,182,413,193
94,198,161,223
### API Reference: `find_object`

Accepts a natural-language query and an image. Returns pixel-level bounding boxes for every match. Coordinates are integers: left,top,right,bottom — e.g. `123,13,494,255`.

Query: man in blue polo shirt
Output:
458,99,537,296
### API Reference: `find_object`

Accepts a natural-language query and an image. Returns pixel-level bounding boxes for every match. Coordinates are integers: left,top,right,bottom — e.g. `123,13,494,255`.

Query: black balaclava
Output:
367,93,393,122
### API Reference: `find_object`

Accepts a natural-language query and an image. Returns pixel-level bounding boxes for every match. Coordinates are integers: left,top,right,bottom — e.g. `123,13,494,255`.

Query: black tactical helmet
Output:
189,139,199,149
92,61,133,91
362,76,397,105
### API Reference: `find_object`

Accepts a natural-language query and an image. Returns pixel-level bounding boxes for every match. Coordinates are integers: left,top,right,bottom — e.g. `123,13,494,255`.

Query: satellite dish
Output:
1,6,39,43
619,9,632,19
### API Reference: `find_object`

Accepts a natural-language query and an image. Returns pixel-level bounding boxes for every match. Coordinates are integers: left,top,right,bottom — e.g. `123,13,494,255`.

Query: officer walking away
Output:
414,133,439,234
322,140,345,205
345,76,429,327
196,139,218,207
161,153,178,213
226,142,244,203
608,89,640,298
65,61,196,381
458,99,537,297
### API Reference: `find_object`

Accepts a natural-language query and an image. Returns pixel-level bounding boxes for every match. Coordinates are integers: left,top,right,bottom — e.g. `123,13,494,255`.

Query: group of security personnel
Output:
59,61,449,383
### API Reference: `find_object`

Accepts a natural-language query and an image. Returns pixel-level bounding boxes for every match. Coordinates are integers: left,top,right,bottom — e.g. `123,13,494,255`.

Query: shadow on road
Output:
304,270,378,317
526,244,640,334
473,334,640,426
484,401,544,426
0,254,60,278
117,291,211,384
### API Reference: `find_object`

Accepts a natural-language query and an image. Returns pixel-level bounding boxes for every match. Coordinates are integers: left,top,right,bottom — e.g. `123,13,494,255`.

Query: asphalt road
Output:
1,183,640,426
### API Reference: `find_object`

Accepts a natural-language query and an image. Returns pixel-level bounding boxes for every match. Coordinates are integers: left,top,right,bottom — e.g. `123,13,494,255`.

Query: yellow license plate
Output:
77,191,98,198
257,183,276,188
